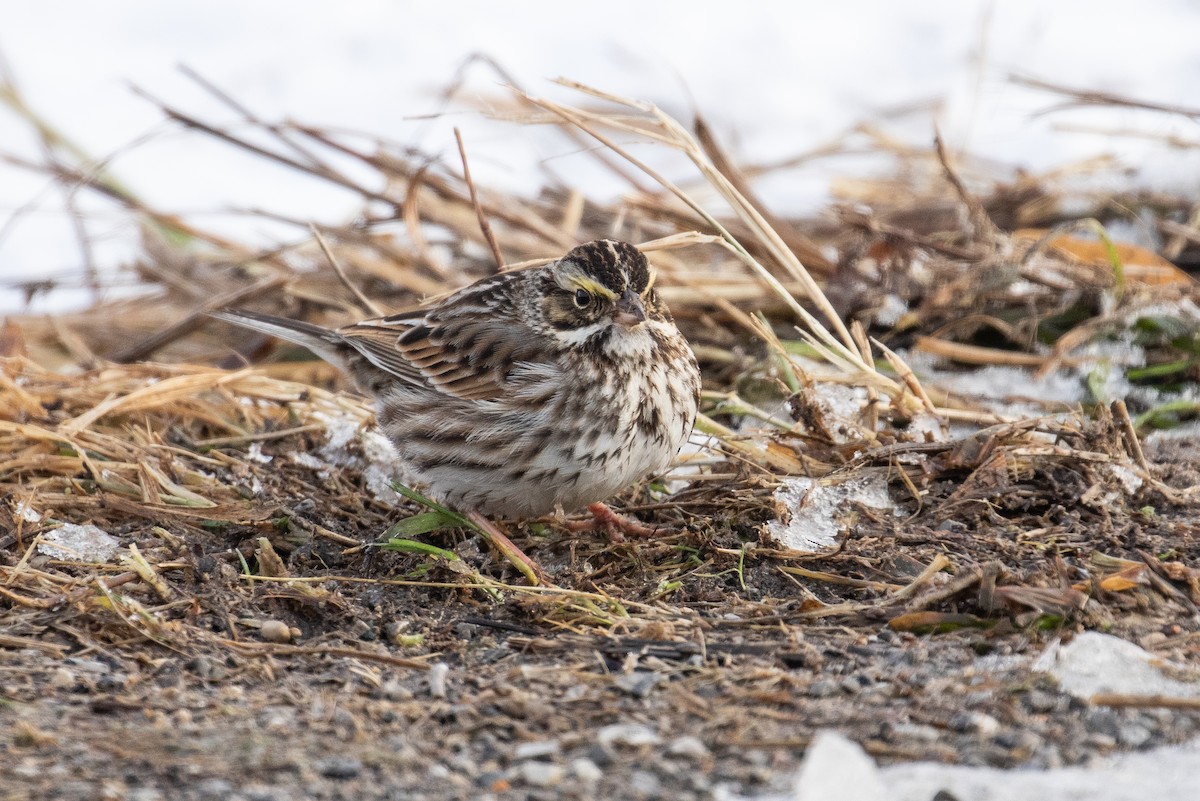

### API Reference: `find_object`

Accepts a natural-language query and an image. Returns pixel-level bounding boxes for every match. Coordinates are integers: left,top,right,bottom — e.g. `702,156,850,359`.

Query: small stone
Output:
885,722,940,743
514,740,560,760
1117,723,1153,748
744,749,769,767
187,657,215,679
570,758,602,783
666,735,709,760
476,770,506,790
95,673,126,691
613,671,660,698
128,790,164,801
52,782,95,801
380,679,413,701
582,744,613,767
947,711,1000,736
1023,689,1064,714
597,723,661,749
317,756,363,779
49,667,76,688
517,761,565,787
807,679,841,698
839,675,871,694
428,663,450,699
195,778,233,801
259,620,292,643
994,729,1042,753
1139,631,1168,649
629,770,661,796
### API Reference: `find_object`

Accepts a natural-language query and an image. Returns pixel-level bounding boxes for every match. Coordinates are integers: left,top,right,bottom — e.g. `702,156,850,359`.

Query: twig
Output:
220,639,432,670
934,128,999,242
1089,693,1200,710
1011,74,1200,120
309,223,382,316
693,114,831,273
179,63,331,170
1111,398,1150,472
889,554,952,602
454,127,505,271
113,274,289,363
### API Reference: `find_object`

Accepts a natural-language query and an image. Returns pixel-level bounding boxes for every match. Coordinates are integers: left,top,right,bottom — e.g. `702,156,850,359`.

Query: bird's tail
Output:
208,309,350,371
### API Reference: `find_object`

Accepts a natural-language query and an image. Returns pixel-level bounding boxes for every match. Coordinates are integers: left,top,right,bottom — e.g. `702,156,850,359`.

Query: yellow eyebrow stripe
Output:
570,277,617,300
643,267,657,295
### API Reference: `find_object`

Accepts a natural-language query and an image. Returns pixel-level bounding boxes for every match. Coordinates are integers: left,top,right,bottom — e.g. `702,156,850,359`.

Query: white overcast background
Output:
2,0,1200,312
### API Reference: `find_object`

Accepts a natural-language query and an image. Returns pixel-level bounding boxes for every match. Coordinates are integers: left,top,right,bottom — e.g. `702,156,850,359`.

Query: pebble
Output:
316,756,362,779
380,679,413,701
666,735,709,760
1023,688,1065,714
95,673,126,691
1117,722,1153,748
243,786,290,801
807,679,841,698
187,657,216,680
259,619,292,643
127,789,164,801
629,770,661,796
948,710,1001,737
886,722,941,743
428,663,450,699
597,723,661,749
195,778,233,800
839,676,868,694
994,729,1042,753
570,758,603,783
1084,732,1118,750
516,761,566,788
50,781,95,801
49,667,75,689
614,671,660,698
514,740,560,760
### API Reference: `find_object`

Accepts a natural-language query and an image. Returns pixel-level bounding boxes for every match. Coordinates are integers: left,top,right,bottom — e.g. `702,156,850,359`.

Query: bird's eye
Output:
573,288,592,308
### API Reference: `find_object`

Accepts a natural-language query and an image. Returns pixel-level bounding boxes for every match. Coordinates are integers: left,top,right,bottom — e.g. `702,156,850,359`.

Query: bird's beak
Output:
614,289,647,328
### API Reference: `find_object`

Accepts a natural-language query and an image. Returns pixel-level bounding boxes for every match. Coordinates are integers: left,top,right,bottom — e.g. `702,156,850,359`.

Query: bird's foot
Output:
561,502,664,542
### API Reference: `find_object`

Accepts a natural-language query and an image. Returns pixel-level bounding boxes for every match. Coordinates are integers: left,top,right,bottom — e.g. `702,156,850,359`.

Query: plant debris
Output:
3,73,1200,799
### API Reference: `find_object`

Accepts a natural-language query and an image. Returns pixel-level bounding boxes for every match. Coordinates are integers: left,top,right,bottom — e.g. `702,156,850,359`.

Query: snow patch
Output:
38,524,120,563
767,474,896,552
1033,631,1200,701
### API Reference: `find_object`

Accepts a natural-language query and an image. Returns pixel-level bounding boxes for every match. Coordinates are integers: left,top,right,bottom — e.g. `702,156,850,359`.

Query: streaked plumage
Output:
211,239,701,519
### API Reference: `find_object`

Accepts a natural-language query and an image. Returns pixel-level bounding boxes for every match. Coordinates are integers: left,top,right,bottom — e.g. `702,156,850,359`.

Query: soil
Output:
3,375,1200,801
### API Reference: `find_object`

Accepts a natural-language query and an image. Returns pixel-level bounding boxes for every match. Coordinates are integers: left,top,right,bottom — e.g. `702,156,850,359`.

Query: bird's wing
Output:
338,311,552,403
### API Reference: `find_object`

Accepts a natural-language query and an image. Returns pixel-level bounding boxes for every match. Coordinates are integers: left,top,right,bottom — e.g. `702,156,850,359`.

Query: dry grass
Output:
3,70,1200,796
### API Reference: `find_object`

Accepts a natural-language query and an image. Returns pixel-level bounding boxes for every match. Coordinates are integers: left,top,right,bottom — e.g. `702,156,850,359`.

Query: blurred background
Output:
3,0,1199,312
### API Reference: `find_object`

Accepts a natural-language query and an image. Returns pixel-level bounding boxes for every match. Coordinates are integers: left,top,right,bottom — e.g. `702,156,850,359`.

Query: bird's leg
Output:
561,502,661,542
466,511,548,586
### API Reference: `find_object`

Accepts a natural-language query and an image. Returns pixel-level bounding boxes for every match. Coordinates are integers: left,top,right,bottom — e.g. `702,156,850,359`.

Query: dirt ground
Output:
3,364,1200,801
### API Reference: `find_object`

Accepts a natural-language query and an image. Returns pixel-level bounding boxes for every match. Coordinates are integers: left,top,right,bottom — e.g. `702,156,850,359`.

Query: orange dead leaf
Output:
1099,574,1141,592
1014,229,1192,287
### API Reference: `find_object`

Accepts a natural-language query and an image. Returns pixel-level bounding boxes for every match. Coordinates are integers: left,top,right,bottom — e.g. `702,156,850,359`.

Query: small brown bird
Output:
212,239,701,580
